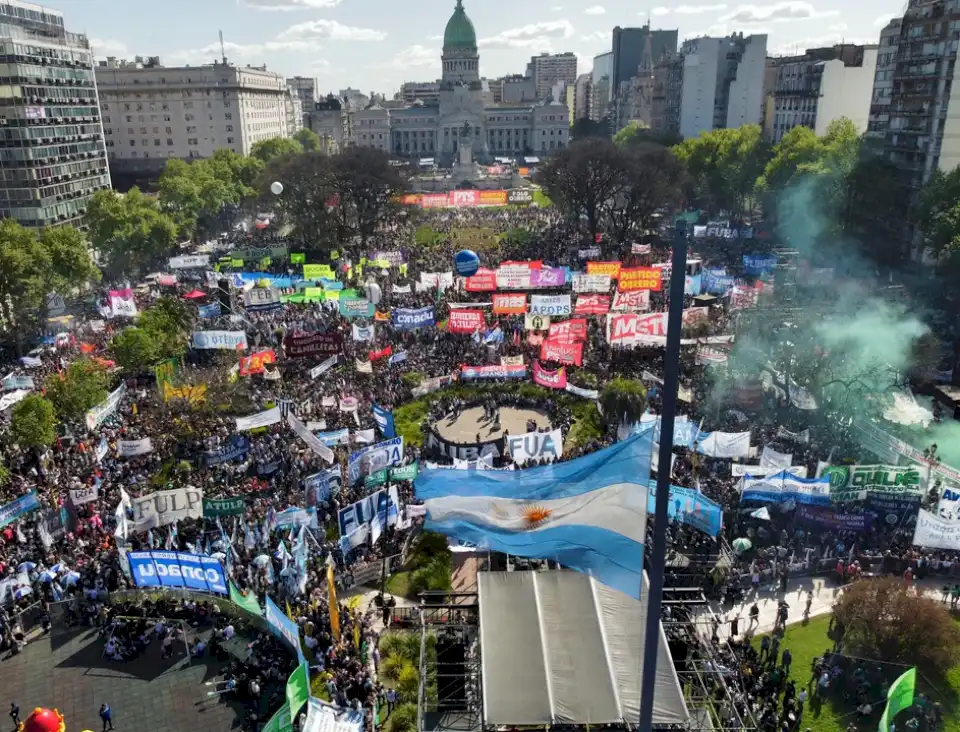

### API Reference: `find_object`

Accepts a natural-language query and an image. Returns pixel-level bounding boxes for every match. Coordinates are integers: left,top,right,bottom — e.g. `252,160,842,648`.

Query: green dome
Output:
443,0,477,50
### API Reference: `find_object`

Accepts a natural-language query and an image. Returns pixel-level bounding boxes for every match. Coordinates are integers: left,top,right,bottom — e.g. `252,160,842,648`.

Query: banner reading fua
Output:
821,464,922,500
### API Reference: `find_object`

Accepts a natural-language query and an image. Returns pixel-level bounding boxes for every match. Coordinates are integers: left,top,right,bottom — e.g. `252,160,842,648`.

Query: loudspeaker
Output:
436,636,467,710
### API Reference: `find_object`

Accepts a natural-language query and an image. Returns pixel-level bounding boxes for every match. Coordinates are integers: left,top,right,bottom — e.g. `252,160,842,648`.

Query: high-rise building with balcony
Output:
527,52,577,101
0,0,110,228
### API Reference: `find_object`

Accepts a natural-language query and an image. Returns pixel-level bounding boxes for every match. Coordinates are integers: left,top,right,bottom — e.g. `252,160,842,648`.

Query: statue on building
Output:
458,121,474,165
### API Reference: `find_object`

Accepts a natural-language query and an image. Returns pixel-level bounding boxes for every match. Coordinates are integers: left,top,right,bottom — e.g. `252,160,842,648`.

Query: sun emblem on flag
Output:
521,504,553,529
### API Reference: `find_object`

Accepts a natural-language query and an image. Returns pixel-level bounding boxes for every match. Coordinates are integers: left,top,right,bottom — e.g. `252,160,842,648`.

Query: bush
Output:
833,577,960,672
409,554,452,596
384,704,417,732
401,371,425,387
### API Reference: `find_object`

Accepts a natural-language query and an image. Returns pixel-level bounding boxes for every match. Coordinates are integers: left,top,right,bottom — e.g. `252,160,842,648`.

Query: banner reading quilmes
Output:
821,464,923,502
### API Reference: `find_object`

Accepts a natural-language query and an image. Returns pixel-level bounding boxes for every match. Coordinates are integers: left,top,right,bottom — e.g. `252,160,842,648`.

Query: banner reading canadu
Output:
392,307,435,329
128,551,227,595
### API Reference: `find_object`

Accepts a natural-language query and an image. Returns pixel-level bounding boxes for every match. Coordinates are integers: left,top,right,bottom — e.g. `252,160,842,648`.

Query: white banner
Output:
612,290,650,312
243,288,281,310
759,446,793,469
572,274,611,293
606,312,667,345
776,426,810,444
912,508,960,551
696,431,751,458
86,383,126,431
236,407,281,431
420,272,454,290
355,359,373,373
111,296,138,317
732,463,807,478
564,383,599,399
118,438,153,458
529,294,572,317
506,428,564,465
354,428,376,444
131,487,203,531
287,412,335,463
392,284,412,294
310,355,340,379
168,254,210,269
938,487,960,521
524,313,551,331
69,484,99,506
352,324,375,342
496,266,532,289
192,330,248,350
501,355,524,366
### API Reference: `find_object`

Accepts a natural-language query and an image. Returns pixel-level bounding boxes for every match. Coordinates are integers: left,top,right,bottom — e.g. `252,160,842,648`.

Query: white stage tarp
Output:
478,570,688,726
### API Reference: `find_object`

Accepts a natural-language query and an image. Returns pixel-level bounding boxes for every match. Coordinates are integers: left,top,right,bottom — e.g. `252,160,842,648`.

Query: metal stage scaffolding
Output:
406,576,759,732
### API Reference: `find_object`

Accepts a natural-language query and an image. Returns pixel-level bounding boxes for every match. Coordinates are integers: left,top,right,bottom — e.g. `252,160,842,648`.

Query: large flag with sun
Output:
414,431,654,598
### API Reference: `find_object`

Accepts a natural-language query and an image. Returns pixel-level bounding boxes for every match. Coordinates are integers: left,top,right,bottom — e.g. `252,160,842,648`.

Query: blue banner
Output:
339,298,375,319
740,472,831,507
347,437,404,484
315,428,350,446
0,491,40,529
265,595,305,663
372,403,396,438
305,467,342,505
392,307,435,330
703,268,736,294
684,274,703,296
743,254,777,276
127,551,227,595
239,272,294,288
338,490,396,539
274,506,318,530
646,481,722,537
203,436,249,466
198,302,221,319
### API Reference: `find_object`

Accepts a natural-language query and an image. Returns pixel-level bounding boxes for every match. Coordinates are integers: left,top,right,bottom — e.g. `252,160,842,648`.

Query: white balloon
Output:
365,281,382,306
270,181,283,196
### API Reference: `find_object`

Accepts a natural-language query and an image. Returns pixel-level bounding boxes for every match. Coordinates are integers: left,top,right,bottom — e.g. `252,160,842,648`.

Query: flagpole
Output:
638,220,688,731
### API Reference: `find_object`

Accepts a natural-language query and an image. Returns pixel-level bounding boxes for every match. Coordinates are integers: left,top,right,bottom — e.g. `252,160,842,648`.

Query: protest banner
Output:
507,429,564,465
284,332,343,358
239,349,277,376
540,340,584,366
192,331,248,350
530,294,572,316
392,307,435,329
130,487,203,531
618,267,662,292
117,438,153,458
586,261,622,279
128,551,227,595
533,361,567,389
448,310,485,333
575,294,611,315
492,294,527,314
203,496,246,517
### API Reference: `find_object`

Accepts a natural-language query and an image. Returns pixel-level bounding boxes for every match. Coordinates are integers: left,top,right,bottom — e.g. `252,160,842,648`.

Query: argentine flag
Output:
415,431,654,598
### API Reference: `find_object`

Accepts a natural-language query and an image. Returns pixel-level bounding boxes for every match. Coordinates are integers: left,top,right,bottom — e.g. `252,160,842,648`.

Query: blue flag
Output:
372,403,396,438
415,432,654,598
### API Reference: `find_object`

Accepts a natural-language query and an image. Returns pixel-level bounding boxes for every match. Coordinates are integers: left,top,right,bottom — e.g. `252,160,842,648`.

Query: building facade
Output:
615,28,656,131
286,75,315,106
0,0,110,228
349,0,568,161
678,33,767,140
527,52,577,100
303,94,343,153
611,25,678,92
96,57,295,175
769,45,878,143
573,73,592,121
590,51,614,121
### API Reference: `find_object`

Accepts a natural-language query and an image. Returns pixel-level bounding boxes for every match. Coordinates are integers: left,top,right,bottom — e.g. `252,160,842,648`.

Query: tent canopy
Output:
183,290,207,299
478,570,688,727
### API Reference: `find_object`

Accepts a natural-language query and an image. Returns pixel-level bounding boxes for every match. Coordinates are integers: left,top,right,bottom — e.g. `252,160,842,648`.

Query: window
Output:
184,101,193,109
152,127,159,133
185,114,194,121
186,126,196,133
225,112,232,120
141,139,148,147
125,115,132,123
227,136,234,144
127,127,133,134
162,103,169,110
166,138,173,145
129,140,135,146
123,103,130,111
154,139,161,146
139,127,147,134
165,126,172,133
226,125,233,132
188,137,198,145
103,116,111,123
164,115,171,122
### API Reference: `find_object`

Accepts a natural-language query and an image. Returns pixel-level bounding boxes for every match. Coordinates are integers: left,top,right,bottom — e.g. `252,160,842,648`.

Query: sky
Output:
67,0,908,96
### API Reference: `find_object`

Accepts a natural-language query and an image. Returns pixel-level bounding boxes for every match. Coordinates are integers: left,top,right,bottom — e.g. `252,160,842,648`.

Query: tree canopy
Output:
9,394,58,449
293,128,322,152
599,378,648,425
251,136,304,163
86,188,178,278
44,358,110,423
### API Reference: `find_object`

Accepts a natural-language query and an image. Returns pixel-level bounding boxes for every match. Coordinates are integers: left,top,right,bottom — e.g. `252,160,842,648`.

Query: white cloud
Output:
551,5,564,10
391,45,439,68
243,0,341,9
826,23,847,32
310,59,332,71
584,5,605,15
427,34,443,41
768,34,873,55
278,19,387,41
580,30,609,43
719,2,838,24
652,4,727,15
480,20,575,50
167,39,313,66
89,38,128,57
874,12,897,27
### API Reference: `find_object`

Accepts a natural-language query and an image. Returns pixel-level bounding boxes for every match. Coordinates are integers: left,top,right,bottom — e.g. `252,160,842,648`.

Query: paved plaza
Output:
0,624,246,732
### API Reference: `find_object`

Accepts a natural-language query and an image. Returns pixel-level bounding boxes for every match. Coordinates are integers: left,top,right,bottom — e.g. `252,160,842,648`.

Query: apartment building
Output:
0,0,110,228
527,52,577,101
96,57,294,175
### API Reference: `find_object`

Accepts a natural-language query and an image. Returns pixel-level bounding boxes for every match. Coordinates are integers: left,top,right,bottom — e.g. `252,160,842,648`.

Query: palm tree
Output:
599,378,648,426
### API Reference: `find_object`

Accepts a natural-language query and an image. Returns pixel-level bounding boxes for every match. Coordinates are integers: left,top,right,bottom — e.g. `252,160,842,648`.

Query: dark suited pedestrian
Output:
9,703,19,730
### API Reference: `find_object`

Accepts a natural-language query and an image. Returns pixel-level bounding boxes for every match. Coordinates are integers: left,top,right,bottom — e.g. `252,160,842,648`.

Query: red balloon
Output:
21,708,65,732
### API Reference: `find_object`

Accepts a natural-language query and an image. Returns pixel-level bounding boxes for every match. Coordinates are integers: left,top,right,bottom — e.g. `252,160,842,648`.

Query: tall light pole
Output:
638,220,688,731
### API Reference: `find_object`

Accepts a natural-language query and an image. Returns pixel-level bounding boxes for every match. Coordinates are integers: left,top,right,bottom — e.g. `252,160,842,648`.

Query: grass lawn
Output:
385,569,413,598
754,616,960,732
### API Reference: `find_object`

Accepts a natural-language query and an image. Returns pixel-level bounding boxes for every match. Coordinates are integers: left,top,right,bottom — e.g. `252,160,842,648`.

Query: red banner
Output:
575,294,611,315
239,349,276,376
533,361,567,389
501,260,543,269
547,318,587,343
369,345,393,361
618,267,662,292
449,190,479,207
448,310,485,333
611,290,650,311
540,340,583,366
421,193,448,208
492,293,527,314
586,261,621,279
465,268,497,292
478,190,508,206
606,313,668,345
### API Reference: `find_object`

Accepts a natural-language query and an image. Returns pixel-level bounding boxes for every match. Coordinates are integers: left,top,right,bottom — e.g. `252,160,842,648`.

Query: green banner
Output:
390,463,419,481
262,703,292,732
303,264,335,280
229,581,263,617
290,253,305,264
154,357,180,397
203,496,246,517
365,469,388,488
878,667,915,732
822,464,923,501
286,662,311,719
231,258,244,268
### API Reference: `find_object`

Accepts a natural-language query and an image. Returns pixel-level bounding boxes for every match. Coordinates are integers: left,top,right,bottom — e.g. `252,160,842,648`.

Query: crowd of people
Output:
0,203,955,732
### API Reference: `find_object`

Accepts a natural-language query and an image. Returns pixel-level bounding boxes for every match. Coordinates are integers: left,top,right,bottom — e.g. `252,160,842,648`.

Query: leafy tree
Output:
599,378,648,425
672,125,767,220
571,117,609,140
602,142,686,245
294,128,322,152
44,358,110,422
330,147,407,248
919,164,960,262
38,226,100,296
259,151,337,247
538,138,623,240
9,394,58,449
137,295,193,360
251,136,304,163
110,327,160,373
614,120,682,149
384,704,417,732
0,219,51,344
833,577,960,671
86,188,178,278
